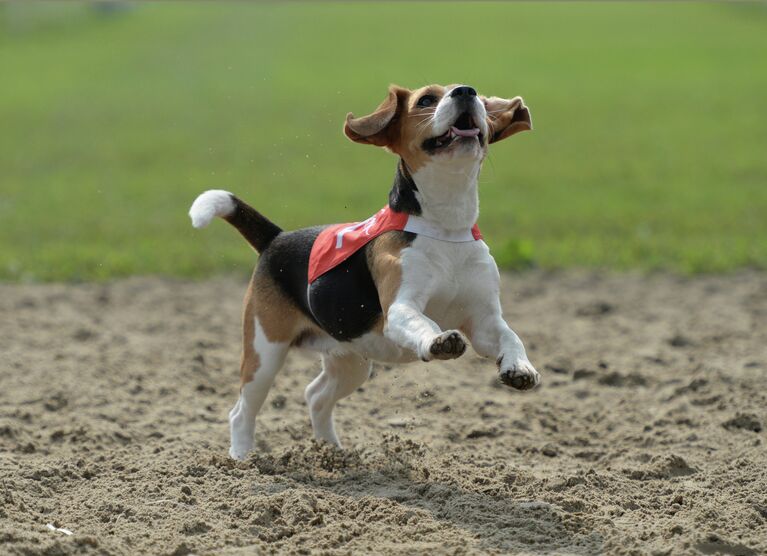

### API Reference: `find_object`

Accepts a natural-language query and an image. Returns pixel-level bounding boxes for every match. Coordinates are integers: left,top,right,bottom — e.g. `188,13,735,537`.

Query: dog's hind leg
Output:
228,278,296,460
305,352,370,447
228,316,289,460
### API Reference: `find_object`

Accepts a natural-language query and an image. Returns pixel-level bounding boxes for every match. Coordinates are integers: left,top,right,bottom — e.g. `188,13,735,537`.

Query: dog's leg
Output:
386,298,467,362
228,317,289,460
304,352,370,447
468,302,539,391
368,234,466,362
452,253,539,391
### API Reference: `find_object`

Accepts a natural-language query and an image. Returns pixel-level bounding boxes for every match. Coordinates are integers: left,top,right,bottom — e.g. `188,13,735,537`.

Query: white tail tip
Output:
189,190,236,228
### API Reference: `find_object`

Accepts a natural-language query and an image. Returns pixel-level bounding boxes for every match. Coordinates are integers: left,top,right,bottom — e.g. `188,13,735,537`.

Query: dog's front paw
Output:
425,330,467,361
498,358,540,391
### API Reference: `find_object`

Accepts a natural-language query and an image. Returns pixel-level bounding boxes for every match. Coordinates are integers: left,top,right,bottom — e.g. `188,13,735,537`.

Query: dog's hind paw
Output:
499,358,540,391
229,445,250,461
427,330,467,361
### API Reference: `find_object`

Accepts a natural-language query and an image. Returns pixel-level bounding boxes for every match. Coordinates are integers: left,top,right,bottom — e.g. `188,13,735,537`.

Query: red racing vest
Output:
308,206,482,283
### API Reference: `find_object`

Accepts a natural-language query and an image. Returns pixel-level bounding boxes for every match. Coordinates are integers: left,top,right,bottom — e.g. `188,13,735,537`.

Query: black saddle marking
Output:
307,246,383,341
259,209,415,342
258,225,324,321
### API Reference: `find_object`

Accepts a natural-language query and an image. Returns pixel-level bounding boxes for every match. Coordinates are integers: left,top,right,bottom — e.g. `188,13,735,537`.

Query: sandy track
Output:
1,272,766,555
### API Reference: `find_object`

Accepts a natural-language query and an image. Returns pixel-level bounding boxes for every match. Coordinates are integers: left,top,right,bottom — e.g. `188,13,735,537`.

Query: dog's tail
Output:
189,190,281,253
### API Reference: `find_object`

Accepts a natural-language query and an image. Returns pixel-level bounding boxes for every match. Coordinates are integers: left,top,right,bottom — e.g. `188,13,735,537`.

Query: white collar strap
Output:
403,214,477,242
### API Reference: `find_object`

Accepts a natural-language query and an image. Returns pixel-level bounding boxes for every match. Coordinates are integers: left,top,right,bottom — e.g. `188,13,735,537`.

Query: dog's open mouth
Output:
423,112,482,151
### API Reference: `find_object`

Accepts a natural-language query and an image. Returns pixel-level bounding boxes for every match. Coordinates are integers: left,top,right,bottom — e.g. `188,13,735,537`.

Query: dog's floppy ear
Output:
483,96,532,143
344,85,410,147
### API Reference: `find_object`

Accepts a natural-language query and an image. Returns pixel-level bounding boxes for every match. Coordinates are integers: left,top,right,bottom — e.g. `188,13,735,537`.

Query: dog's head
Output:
344,84,531,171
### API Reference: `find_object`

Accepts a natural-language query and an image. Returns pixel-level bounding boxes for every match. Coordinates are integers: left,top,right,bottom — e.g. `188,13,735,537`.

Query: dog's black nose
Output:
450,86,477,98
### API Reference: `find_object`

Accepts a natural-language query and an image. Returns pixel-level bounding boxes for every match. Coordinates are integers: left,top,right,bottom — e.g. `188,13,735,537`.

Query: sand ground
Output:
1,271,765,555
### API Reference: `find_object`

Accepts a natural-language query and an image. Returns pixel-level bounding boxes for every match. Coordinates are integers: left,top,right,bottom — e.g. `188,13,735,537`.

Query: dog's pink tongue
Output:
450,126,480,138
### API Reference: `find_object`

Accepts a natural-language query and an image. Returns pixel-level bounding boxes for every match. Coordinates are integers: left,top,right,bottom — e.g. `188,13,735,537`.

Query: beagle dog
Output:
189,84,539,460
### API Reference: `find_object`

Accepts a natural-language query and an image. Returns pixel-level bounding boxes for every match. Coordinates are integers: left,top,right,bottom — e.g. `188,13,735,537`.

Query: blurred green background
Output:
1,2,766,281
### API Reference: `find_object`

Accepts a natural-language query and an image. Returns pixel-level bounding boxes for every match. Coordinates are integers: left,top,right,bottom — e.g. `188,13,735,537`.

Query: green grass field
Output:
1,2,766,281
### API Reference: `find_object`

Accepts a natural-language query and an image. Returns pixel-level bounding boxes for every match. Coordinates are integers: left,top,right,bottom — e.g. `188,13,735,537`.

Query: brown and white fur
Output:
189,84,538,460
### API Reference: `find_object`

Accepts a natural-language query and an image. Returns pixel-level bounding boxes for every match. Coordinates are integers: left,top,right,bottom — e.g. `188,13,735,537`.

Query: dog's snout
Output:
450,86,477,98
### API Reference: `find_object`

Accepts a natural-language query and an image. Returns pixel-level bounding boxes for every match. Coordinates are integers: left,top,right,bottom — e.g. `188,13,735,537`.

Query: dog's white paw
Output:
499,358,540,391
229,445,251,461
423,330,467,361
228,398,254,461
228,424,254,461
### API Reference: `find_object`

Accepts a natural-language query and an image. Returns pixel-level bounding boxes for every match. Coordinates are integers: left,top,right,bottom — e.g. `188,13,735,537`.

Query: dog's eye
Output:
417,95,437,108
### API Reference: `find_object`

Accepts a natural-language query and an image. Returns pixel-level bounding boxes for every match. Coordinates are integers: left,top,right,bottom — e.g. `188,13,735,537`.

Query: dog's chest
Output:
334,235,496,364
401,236,495,327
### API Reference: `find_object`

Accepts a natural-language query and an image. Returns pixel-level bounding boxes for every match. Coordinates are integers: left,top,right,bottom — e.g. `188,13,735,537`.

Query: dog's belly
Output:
297,329,419,363
350,332,420,363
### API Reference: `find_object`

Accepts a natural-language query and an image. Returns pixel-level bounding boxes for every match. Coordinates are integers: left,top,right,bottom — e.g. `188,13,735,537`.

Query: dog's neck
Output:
390,158,480,231
388,160,422,216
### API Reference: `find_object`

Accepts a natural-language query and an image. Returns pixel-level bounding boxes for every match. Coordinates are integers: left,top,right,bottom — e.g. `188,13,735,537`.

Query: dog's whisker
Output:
415,115,435,127
410,116,436,124
415,119,436,132
409,110,436,118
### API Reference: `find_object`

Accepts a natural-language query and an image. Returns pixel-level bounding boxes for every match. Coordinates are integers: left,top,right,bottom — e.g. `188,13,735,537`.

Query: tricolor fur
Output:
189,84,539,460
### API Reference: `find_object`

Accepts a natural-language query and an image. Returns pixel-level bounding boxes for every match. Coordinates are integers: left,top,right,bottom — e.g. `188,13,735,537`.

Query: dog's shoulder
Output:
365,230,415,269
365,231,415,307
